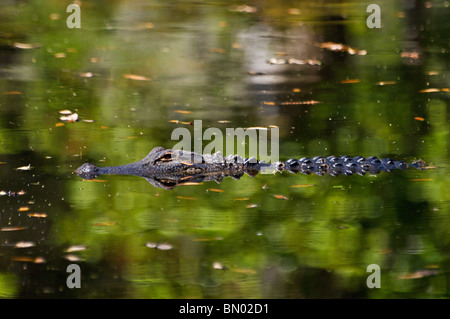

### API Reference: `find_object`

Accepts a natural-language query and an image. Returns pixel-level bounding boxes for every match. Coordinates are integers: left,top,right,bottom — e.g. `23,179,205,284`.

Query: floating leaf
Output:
177,196,196,200
54,52,66,58
3,91,21,95
208,188,224,193
27,213,47,218
341,79,360,84
146,242,173,250
278,100,320,105
122,74,151,81
317,42,367,55
290,184,316,188
93,221,116,226
174,110,192,114
230,5,257,13
11,256,45,263
414,117,425,121
58,110,73,115
287,8,301,15
55,122,65,127
1,227,26,232
18,207,29,212
247,70,266,75
14,241,35,248
65,254,81,262
400,51,419,59
246,204,259,208
77,72,94,78
16,164,31,171
213,262,226,270
64,245,87,253
419,88,440,93
60,113,79,122
274,194,289,200
398,270,437,279
376,81,396,85
13,42,41,49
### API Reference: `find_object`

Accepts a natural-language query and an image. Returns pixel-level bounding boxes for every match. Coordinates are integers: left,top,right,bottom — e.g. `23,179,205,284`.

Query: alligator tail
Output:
247,156,426,177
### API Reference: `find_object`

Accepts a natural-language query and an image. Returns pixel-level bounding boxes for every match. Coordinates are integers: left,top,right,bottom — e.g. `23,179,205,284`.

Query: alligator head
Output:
76,163,102,180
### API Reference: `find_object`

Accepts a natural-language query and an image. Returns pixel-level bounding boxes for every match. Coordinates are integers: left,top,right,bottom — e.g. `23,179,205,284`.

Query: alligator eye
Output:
156,152,175,162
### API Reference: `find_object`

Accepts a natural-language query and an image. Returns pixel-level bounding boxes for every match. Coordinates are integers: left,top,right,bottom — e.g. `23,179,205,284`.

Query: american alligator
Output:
75,146,426,190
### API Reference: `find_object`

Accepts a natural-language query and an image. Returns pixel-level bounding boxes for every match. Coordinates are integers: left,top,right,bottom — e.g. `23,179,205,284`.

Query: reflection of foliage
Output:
0,0,448,298
0,273,19,298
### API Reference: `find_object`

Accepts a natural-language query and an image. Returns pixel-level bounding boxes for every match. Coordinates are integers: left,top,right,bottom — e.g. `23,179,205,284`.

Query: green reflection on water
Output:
0,0,448,299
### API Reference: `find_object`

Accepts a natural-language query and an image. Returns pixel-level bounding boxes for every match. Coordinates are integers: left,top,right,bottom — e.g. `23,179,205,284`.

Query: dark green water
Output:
0,0,448,299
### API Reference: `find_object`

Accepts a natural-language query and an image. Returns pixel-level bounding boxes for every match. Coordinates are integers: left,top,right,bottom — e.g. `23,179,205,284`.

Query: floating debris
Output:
3,91,22,95
18,206,30,212
376,81,396,85
174,110,192,114
177,196,197,200
11,256,45,263
267,57,321,66
60,113,79,122
64,245,87,253
287,8,301,15
316,42,367,55
14,241,36,248
93,221,116,226
64,254,81,262
290,184,316,188
398,269,437,279
340,79,360,84
419,88,446,93
230,5,257,13
278,100,320,106
246,204,259,208
146,242,173,250
122,74,151,81
58,110,94,123
27,213,47,218
400,51,420,60
16,164,31,171
208,188,224,192
274,194,289,200
247,70,266,75
414,117,425,121
1,226,26,232
0,190,25,196
213,262,227,270
13,42,41,49
75,72,95,78
54,52,66,58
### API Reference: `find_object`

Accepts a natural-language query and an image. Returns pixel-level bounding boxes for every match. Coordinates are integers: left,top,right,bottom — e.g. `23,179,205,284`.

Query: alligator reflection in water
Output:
75,147,425,190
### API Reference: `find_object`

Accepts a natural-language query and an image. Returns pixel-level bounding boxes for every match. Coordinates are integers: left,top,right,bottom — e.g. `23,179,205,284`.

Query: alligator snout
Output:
76,163,101,180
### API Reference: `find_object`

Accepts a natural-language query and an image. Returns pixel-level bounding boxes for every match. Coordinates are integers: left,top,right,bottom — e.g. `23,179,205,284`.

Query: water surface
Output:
0,0,449,298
